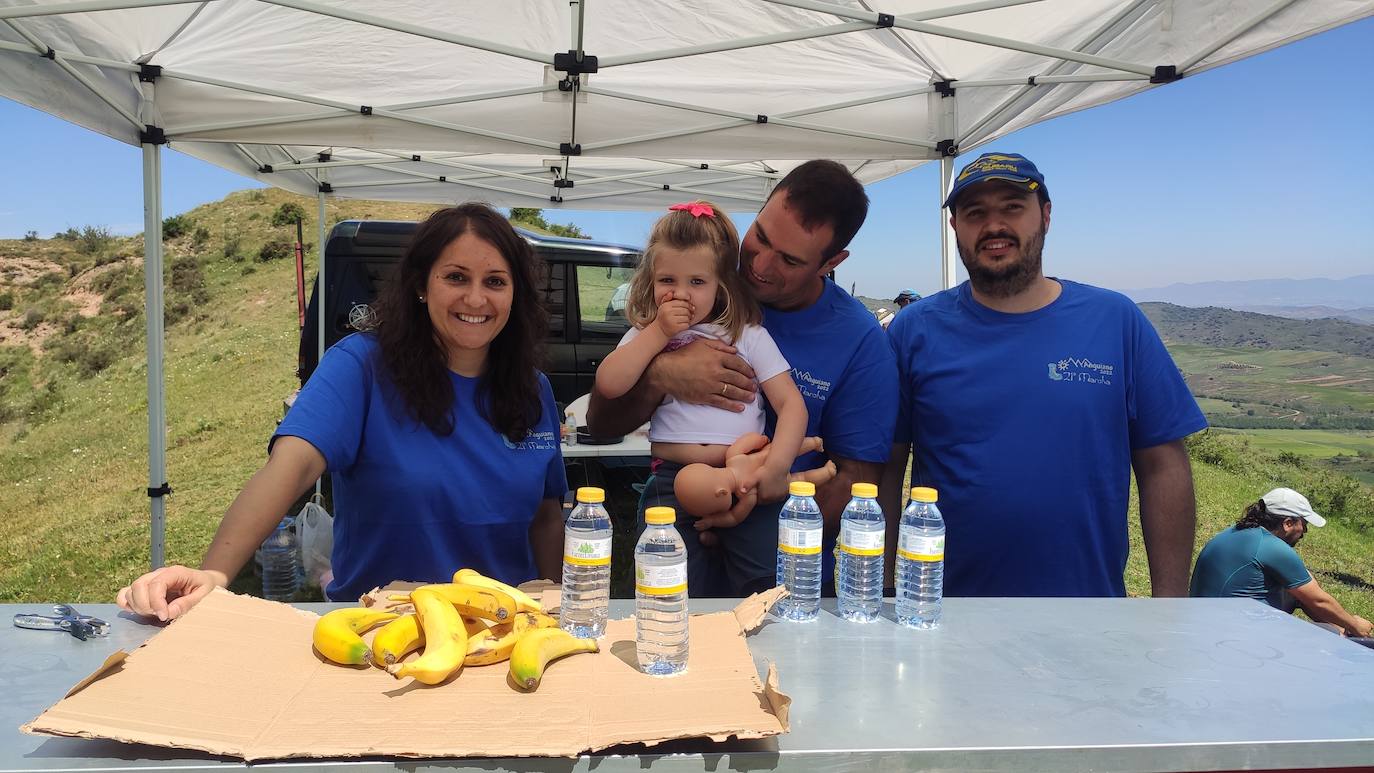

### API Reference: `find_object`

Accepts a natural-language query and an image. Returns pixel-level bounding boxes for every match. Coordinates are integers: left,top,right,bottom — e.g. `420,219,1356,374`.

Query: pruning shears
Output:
13,604,110,640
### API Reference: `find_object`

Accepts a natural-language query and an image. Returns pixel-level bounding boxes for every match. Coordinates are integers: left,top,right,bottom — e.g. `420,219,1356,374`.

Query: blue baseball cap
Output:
894,288,919,302
943,152,1049,209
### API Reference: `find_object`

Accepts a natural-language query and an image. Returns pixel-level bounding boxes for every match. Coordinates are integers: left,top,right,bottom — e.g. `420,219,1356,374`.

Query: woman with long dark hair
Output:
117,204,566,619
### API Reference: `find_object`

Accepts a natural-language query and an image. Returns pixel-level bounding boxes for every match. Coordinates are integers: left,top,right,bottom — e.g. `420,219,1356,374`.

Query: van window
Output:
578,265,635,340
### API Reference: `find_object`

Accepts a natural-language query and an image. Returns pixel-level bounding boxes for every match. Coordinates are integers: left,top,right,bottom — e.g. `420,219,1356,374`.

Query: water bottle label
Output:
839,524,884,556
635,562,687,595
778,524,822,555
897,529,944,561
563,536,612,566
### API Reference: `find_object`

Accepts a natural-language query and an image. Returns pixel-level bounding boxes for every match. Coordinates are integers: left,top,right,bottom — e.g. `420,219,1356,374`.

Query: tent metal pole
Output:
314,187,326,497
940,155,956,290
141,141,168,569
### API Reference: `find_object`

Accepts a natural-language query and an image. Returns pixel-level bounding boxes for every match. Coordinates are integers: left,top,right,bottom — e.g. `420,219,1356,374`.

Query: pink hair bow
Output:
668,202,715,218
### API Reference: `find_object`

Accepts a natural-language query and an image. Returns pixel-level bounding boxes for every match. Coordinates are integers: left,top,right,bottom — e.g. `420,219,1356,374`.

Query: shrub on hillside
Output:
271,202,307,227
33,271,64,291
48,336,116,378
0,292,12,311
23,230,38,242
191,226,210,250
162,214,190,239
223,237,243,261
18,308,45,330
55,227,79,241
258,240,292,262
77,225,114,255
1187,431,1248,474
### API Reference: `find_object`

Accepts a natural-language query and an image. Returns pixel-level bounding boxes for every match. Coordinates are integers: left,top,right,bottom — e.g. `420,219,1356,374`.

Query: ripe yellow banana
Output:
312,608,398,666
462,615,490,637
465,611,558,666
412,582,517,622
509,627,598,691
453,568,545,613
387,587,469,685
371,613,423,667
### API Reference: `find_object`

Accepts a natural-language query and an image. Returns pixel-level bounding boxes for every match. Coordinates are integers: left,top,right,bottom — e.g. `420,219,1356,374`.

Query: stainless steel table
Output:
5,598,1373,772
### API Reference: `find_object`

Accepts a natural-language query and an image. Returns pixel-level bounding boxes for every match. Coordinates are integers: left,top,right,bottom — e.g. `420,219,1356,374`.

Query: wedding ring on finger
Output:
720,383,728,397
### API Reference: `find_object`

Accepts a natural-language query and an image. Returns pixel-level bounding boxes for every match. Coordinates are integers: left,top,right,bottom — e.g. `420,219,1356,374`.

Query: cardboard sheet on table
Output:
23,585,789,761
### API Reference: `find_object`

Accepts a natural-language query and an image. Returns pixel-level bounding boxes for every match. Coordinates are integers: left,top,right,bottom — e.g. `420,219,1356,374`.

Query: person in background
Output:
878,289,920,329
1191,487,1372,637
589,160,897,596
118,204,567,620
882,152,1206,598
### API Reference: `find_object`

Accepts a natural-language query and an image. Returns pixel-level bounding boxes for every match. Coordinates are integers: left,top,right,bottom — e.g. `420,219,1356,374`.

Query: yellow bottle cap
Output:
851,482,878,498
575,486,605,504
788,481,816,497
910,486,938,503
645,506,676,524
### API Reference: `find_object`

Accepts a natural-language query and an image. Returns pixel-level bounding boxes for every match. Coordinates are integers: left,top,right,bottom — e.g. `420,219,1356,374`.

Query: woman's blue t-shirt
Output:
274,333,567,600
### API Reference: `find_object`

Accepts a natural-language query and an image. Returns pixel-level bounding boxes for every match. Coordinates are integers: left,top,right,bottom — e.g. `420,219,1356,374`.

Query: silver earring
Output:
418,295,426,303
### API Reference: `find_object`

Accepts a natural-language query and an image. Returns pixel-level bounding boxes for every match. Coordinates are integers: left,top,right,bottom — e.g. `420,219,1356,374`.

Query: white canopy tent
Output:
1,0,1369,568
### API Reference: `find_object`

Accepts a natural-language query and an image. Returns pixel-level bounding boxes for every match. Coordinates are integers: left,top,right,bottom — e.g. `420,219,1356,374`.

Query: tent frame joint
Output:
553,51,598,76
360,105,372,115
318,182,333,193
317,151,331,163
937,139,957,157
1150,65,1180,84
554,178,575,188
258,164,273,173
934,80,956,97
146,483,172,498
42,47,54,60
560,142,581,156
138,63,161,83
756,114,768,124
140,125,166,145
876,13,894,28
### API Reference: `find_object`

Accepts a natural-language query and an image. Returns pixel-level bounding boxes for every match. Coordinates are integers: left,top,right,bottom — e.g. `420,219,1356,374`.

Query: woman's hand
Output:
116,565,228,622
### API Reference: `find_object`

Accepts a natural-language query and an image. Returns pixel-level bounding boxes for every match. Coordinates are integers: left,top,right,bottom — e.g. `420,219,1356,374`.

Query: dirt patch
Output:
68,257,140,292
0,316,57,353
0,255,63,286
1318,377,1371,388
64,289,103,318
1287,375,1346,384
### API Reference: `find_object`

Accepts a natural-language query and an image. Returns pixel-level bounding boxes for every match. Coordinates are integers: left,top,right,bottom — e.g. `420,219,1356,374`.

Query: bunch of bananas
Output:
309,568,597,690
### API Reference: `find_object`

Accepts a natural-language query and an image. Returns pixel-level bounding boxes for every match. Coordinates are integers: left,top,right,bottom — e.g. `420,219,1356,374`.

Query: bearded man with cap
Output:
1190,488,1372,636
881,152,1207,598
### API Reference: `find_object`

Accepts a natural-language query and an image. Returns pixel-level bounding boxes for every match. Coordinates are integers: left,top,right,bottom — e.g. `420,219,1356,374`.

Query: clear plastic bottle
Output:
559,486,611,638
635,506,689,676
837,482,884,623
563,409,578,446
896,486,945,629
775,481,822,622
259,514,302,601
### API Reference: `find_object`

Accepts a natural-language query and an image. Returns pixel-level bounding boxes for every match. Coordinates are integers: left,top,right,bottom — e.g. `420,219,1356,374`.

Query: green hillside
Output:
1140,302,1374,359
1,192,1371,629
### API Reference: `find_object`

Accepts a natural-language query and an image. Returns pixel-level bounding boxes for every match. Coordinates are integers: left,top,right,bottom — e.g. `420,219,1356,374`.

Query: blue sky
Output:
2,17,1371,299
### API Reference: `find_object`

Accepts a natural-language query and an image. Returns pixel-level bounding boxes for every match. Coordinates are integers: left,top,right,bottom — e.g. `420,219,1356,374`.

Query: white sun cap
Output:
1262,487,1326,527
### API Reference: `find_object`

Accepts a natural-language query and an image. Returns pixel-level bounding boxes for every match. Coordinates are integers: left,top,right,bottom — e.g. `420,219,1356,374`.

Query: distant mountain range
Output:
1124,275,1374,324
1138,302,1374,359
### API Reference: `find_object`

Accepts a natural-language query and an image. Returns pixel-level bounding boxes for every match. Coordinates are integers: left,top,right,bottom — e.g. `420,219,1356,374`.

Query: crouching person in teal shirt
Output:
118,204,568,620
1191,487,1372,637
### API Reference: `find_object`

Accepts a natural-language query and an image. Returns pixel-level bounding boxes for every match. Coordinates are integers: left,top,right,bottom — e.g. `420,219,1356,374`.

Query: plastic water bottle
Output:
259,514,302,601
775,481,822,622
564,409,578,446
560,487,611,638
896,487,945,629
837,482,884,623
635,506,689,676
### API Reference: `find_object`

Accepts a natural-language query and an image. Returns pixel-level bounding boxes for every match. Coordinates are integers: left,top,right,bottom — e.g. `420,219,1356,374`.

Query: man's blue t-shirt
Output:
755,279,898,586
888,279,1206,597
1189,525,1311,609
762,278,898,469
274,334,567,601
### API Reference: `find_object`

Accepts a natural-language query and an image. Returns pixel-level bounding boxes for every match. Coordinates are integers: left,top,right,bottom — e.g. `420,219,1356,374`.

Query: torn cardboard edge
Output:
25,584,791,761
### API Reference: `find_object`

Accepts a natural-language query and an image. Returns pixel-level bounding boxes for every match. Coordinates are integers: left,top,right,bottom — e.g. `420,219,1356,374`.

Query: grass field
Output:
1170,344,1374,419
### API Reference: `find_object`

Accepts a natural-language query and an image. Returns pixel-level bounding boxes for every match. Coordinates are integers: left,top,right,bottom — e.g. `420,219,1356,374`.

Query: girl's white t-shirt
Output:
616,322,791,445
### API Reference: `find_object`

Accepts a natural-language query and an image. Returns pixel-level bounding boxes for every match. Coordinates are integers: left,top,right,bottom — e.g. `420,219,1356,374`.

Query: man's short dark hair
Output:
768,160,869,259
